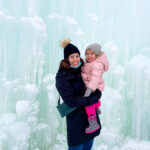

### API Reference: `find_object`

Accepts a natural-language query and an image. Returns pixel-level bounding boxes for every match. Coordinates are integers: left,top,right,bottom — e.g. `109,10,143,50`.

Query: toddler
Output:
81,43,109,133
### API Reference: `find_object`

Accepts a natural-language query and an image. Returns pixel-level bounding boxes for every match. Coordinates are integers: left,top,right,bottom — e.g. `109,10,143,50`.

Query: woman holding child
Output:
55,39,105,150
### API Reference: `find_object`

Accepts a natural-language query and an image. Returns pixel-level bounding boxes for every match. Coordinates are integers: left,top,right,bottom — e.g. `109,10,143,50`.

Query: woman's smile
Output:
69,53,80,67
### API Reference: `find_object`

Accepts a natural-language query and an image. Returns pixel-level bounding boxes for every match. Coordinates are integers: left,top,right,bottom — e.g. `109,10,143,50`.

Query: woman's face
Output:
85,49,96,63
68,53,80,67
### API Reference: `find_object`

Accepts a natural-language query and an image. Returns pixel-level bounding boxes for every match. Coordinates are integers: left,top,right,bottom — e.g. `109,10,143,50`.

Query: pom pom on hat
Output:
60,39,71,48
60,38,80,59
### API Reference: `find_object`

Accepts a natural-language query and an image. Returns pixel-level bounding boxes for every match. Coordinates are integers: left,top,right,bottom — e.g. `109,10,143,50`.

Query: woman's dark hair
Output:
59,57,84,70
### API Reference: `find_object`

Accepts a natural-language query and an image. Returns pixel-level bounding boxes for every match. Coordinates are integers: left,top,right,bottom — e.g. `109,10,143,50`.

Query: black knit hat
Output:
64,43,80,59
61,39,80,59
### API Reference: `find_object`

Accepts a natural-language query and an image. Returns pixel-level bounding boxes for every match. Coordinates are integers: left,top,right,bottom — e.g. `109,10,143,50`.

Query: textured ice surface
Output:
0,0,150,149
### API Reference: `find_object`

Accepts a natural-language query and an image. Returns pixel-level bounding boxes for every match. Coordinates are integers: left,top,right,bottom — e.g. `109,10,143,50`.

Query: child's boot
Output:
85,115,100,134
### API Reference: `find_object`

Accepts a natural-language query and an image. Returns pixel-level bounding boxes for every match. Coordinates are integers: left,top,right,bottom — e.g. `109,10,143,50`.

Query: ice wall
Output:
0,0,150,150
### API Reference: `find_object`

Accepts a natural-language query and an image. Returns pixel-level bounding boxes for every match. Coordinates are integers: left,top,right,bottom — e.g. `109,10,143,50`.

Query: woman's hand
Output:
87,90,102,105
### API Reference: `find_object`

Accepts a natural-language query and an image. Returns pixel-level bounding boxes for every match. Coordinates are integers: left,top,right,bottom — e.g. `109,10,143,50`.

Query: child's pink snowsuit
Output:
81,53,109,116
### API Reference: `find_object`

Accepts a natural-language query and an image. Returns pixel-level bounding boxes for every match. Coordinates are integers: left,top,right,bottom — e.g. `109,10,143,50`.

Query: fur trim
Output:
97,51,104,57
60,39,71,48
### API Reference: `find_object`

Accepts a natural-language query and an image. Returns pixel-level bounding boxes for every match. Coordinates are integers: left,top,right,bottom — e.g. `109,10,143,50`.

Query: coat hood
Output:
95,53,109,72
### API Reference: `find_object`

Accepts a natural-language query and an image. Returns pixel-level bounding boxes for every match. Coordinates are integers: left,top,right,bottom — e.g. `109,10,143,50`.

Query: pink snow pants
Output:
85,100,101,116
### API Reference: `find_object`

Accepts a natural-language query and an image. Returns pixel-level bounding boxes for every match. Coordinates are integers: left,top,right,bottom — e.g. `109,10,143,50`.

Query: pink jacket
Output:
81,53,109,91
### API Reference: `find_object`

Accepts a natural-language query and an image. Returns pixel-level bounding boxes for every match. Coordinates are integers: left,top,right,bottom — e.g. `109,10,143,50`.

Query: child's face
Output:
85,49,96,63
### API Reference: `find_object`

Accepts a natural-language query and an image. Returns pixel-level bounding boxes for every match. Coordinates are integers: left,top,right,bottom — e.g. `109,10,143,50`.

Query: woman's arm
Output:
56,76,101,108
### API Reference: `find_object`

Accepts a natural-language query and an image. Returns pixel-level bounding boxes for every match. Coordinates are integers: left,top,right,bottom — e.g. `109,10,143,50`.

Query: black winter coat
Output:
55,66,102,146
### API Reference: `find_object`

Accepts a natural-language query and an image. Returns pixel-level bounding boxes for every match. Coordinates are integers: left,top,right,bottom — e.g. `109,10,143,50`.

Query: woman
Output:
55,39,102,150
